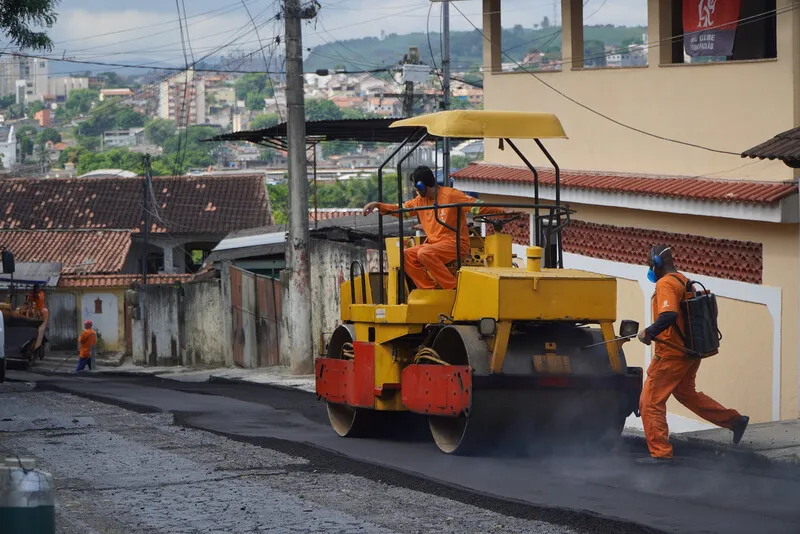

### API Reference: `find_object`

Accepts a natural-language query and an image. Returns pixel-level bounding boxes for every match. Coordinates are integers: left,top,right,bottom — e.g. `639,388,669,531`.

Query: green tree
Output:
250,113,280,130
19,136,33,160
36,127,61,146
65,88,99,117
234,73,275,100
0,0,59,51
27,100,45,118
245,90,264,111
0,95,14,109
114,107,146,129
144,118,176,147
584,39,607,67
305,99,342,121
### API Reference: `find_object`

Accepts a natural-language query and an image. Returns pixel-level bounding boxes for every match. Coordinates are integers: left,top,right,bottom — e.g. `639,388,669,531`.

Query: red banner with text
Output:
683,0,741,57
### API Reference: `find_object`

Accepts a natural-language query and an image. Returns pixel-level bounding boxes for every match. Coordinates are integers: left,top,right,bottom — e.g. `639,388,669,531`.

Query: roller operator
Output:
363,165,505,290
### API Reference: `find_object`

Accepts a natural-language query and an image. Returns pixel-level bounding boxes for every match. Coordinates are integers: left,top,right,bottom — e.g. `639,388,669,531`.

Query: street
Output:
3,369,800,534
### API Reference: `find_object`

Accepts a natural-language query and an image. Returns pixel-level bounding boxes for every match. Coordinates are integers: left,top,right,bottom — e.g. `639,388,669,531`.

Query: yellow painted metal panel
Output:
452,269,616,321
390,110,568,140
484,233,513,268
373,343,405,411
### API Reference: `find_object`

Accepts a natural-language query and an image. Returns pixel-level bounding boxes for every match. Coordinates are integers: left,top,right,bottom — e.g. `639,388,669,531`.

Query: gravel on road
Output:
1,384,578,534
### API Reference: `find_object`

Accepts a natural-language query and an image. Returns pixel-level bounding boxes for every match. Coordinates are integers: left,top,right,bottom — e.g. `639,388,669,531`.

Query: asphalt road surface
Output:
5,369,800,534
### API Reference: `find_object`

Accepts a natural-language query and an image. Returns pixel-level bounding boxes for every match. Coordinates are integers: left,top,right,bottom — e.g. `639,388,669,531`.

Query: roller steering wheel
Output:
473,212,524,232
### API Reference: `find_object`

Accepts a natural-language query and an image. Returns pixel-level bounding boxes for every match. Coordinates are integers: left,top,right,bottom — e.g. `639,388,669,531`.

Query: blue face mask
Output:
647,268,658,283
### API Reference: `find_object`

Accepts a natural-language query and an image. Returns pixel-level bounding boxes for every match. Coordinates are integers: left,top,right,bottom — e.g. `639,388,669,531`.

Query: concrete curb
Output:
207,374,316,394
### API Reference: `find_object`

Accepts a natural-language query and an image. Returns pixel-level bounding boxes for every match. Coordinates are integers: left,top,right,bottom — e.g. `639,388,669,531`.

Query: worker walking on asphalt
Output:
76,320,97,373
636,245,749,465
363,165,505,290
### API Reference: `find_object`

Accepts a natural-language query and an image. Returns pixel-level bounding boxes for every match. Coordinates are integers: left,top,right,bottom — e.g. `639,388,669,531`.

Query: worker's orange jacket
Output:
79,329,97,359
377,187,504,253
650,273,689,359
27,292,45,310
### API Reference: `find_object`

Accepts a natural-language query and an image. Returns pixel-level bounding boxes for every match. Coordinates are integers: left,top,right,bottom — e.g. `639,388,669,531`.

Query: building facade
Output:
158,69,206,126
0,56,48,103
461,0,800,430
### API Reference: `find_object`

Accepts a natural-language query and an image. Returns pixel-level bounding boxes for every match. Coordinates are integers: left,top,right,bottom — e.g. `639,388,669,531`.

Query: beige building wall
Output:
475,191,799,423
481,0,800,180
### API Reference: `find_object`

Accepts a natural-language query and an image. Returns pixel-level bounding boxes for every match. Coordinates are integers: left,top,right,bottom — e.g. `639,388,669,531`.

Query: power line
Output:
449,2,799,156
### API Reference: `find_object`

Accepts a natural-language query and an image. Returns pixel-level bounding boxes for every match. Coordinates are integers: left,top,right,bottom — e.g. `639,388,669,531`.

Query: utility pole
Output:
441,0,451,185
284,0,316,375
142,154,151,286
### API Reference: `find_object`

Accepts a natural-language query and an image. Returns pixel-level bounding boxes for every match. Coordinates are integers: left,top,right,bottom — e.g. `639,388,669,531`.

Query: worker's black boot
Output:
732,415,749,445
635,456,673,466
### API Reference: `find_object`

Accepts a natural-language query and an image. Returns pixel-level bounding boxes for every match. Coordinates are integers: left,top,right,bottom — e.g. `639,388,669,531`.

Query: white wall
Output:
81,292,119,349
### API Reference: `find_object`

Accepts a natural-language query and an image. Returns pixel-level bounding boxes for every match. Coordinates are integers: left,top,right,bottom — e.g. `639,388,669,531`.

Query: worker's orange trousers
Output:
640,356,741,458
404,240,466,290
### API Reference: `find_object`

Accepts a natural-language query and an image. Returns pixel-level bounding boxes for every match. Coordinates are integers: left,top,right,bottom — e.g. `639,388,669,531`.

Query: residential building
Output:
0,55,48,103
0,173,271,353
34,109,51,127
0,126,16,169
102,128,146,149
158,69,206,125
457,0,800,429
99,88,134,101
46,76,90,100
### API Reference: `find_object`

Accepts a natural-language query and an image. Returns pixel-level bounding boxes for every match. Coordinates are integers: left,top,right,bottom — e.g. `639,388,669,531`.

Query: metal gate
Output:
230,266,281,368
47,292,77,350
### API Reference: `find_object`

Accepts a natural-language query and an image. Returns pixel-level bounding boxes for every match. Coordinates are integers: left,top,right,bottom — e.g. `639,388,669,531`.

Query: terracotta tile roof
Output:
58,273,193,288
452,163,797,205
309,209,362,221
741,127,800,168
0,230,131,273
0,174,270,234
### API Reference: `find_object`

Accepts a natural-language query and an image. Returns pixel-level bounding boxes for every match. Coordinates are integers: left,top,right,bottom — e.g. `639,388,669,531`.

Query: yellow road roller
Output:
314,110,643,455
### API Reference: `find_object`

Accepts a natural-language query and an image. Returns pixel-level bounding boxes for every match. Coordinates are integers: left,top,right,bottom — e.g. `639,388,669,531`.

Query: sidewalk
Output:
36,360,800,466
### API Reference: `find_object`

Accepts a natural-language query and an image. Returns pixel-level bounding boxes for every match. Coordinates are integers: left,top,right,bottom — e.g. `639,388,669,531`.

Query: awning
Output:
741,127,800,168
202,118,421,150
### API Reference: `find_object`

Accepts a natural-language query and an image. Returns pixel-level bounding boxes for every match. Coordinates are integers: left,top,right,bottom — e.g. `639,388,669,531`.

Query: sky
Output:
23,0,648,71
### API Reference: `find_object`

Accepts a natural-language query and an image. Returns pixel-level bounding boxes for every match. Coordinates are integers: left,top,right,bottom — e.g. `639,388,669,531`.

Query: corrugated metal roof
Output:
452,163,797,205
0,262,61,287
741,127,800,168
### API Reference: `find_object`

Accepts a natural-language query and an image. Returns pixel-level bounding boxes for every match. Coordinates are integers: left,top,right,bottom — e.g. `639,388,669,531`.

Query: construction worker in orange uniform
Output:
76,320,97,373
363,165,505,290
636,245,749,465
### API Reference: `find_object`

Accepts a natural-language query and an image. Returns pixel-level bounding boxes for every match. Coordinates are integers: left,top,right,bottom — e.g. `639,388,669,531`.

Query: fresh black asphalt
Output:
12,370,800,534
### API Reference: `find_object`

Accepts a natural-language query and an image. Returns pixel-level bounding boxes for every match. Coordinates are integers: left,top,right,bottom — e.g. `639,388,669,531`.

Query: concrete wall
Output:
482,0,800,180
131,280,225,366
308,239,380,359
183,280,226,366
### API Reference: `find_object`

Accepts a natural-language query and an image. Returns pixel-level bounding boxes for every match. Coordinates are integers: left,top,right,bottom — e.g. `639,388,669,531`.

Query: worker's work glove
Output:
363,202,379,216
637,329,651,345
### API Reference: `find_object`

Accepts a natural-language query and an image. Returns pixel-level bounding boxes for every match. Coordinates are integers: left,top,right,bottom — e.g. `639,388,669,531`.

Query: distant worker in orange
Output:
76,320,97,373
363,165,505,290
26,284,45,311
636,245,749,465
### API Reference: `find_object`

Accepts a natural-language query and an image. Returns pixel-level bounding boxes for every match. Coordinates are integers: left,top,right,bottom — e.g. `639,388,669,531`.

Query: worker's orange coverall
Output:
640,272,742,458
376,187,503,290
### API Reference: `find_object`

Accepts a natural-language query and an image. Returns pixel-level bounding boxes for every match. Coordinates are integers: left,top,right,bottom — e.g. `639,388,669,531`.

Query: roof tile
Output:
58,273,193,288
452,163,797,205
0,174,271,234
0,230,131,273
